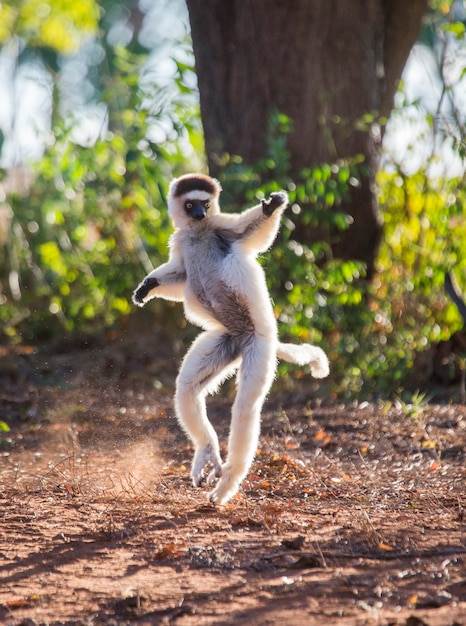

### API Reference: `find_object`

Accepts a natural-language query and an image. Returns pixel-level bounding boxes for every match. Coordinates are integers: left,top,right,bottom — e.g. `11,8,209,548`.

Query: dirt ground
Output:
0,336,465,625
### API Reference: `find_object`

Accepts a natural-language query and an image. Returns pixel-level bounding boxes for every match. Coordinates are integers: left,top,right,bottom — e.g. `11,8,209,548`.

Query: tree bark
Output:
186,0,428,277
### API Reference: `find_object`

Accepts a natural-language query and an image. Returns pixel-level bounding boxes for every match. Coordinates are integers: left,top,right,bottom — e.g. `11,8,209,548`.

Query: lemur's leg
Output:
209,335,277,505
175,331,241,487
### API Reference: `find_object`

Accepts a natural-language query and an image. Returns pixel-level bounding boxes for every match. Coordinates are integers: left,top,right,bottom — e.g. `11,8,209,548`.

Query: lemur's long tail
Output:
277,342,329,379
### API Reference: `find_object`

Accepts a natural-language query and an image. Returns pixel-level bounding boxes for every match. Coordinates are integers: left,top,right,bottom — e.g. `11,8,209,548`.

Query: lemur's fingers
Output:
132,277,159,306
261,191,289,216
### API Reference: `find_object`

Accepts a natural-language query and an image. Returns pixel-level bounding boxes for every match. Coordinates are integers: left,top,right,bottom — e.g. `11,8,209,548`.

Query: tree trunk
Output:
186,0,427,277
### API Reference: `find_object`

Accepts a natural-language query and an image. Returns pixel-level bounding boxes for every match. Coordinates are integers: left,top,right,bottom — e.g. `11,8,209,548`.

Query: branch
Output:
445,271,466,324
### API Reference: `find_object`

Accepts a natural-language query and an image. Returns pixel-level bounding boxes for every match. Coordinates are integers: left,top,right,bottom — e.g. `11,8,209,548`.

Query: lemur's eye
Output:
204,201,210,209
185,202,193,210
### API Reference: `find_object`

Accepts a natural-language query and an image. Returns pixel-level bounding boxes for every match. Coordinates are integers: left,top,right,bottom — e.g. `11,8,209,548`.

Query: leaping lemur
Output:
133,173,329,505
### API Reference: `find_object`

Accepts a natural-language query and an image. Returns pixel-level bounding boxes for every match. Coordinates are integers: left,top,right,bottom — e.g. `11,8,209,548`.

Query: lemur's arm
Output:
210,192,288,253
132,235,186,306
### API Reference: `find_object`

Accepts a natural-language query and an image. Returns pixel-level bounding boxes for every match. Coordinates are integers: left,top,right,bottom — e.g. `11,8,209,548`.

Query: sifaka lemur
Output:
133,173,329,505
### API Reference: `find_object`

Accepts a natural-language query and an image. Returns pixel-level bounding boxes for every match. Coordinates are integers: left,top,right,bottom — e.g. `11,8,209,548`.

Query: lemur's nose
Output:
189,200,207,221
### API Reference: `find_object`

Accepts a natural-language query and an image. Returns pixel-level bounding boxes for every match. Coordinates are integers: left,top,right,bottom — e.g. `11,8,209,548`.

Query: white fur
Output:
133,174,329,504
276,343,329,377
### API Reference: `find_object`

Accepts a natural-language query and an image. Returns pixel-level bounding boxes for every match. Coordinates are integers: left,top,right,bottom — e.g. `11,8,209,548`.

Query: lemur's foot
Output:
191,444,222,487
208,463,244,505
261,191,288,216
132,277,159,306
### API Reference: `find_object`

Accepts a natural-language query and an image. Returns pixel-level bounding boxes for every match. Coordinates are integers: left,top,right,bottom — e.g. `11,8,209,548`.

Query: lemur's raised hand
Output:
133,173,329,505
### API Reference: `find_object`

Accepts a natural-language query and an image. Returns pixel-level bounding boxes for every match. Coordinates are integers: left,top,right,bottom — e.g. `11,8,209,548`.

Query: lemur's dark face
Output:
184,197,211,221
169,174,221,228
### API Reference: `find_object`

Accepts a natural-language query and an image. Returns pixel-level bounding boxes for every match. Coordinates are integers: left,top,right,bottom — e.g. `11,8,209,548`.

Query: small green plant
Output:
0,420,11,448
394,390,431,423
458,354,466,404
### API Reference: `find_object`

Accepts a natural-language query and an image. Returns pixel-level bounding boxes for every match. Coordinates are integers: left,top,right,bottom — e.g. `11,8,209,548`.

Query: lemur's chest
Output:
181,228,236,309
185,229,232,270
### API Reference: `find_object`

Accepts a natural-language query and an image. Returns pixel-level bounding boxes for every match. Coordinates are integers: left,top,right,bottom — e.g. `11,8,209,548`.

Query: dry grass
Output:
0,346,465,624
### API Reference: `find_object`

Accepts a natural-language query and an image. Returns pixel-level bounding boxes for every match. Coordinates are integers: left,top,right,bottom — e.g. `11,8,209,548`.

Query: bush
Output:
0,48,202,342
216,113,466,398
2,72,465,401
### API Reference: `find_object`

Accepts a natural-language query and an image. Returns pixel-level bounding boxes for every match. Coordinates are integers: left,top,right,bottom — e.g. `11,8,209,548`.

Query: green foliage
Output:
0,47,202,341
0,0,99,53
2,74,465,398
215,110,466,399
315,167,465,398
1,0,466,403
292,166,466,398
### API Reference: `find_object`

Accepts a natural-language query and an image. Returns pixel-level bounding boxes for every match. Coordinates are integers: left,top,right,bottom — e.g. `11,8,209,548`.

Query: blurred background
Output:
0,0,465,400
